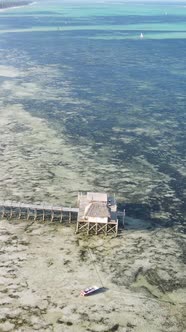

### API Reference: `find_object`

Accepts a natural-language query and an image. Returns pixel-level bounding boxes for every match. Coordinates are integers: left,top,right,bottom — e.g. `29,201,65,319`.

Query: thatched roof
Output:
85,202,110,218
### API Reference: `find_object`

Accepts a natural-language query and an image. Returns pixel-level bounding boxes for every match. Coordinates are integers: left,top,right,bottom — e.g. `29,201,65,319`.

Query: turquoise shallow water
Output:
1,0,186,38
0,0,185,224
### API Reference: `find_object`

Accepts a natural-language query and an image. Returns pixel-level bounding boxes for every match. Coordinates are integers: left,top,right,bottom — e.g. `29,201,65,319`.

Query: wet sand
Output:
0,219,185,332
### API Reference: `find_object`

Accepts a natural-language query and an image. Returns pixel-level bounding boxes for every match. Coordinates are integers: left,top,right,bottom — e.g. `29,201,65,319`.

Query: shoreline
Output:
0,1,36,12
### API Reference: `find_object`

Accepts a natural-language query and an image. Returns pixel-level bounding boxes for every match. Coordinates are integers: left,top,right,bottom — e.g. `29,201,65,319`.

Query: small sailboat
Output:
140,32,144,39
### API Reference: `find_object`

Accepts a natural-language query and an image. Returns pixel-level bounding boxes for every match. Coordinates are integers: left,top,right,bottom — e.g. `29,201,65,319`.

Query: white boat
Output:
140,33,144,39
80,286,100,296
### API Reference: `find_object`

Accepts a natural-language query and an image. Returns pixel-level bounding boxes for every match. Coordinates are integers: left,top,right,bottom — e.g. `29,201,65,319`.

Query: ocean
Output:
0,3,186,331
0,0,185,225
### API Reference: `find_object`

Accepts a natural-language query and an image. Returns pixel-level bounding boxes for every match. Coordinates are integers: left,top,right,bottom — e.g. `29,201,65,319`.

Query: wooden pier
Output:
0,193,125,236
0,201,79,223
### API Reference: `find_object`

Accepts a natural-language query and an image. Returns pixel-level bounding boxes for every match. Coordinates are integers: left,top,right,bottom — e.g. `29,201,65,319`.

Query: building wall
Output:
87,192,107,203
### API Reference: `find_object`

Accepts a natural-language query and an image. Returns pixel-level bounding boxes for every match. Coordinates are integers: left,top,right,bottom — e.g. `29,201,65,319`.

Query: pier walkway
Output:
0,200,79,222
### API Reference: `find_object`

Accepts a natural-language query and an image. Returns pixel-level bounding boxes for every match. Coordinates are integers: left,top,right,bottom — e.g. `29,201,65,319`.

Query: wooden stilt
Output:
2,205,5,218
77,221,88,232
51,208,54,222
98,223,107,235
69,211,71,223
96,222,98,235
42,208,45,222
76,220,118,236
116,220,118,236
105,224,108,236
89,223,96,233
87,222,90,235
123,209,125,228
34,208,37,221
27,208,30,220
10,205,13,219
18,204,22,219
75,220,79,234
60,209,63,223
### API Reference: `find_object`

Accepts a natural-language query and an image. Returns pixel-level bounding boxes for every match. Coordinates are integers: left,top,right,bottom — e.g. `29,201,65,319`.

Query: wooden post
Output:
18,204,22,219
0,201,79,223
2,205,5,218
60,209,63,223
10,205,13,219
123,209,125,228
27,208,30,220
34,208,37,221
116,220,118,237
87,222,90,235
75,221,79,234
51,208,54,222
42,208,45,222
69,211,71,223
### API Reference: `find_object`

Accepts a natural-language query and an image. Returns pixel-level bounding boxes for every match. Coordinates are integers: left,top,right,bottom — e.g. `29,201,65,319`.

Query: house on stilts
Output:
76,192,124,236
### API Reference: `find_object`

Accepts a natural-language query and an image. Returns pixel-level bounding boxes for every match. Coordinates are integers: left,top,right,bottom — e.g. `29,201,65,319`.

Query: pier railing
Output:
0,201,79,222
